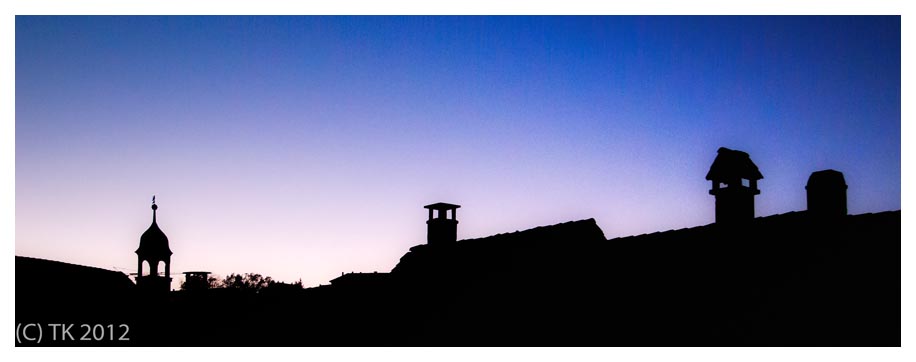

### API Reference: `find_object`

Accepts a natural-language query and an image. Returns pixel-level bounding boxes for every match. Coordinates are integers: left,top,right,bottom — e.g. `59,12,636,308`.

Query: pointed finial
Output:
151,195,158,211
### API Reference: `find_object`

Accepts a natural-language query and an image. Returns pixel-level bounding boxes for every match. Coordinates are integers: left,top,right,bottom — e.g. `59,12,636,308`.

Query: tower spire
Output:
151,195,158,222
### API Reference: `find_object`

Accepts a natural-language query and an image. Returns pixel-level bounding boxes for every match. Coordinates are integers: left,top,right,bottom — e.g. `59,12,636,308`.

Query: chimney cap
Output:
424,202,461,210
806,169,847,189
705,147,763,181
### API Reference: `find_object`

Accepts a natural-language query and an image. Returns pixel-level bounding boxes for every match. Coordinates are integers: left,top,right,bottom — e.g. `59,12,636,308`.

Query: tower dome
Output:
136,202,173,259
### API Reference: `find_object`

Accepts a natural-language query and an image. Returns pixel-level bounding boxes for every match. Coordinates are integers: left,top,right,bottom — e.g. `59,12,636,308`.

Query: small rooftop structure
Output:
182,271,211,276
806,169,848,218
181,271,212,291
706,147,763,224
424,202,460,245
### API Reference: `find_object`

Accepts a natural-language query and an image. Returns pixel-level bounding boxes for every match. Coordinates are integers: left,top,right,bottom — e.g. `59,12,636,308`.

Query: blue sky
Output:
15,16,900,287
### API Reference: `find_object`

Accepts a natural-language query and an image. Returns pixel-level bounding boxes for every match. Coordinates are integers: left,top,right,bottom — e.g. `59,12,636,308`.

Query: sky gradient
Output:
16,16,901,288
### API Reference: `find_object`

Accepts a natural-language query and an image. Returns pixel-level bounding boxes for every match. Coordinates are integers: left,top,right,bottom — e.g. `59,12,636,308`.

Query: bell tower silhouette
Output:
706,147,763,224
136,196,173,292
424,202,460,245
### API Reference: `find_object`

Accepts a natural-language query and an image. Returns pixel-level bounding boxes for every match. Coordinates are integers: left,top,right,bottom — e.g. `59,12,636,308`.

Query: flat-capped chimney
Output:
424,202,460,245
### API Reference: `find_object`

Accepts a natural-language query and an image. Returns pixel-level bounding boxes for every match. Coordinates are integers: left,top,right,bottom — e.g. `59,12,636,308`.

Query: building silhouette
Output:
13,147,901,347
135,196,172,292
706,147,763,224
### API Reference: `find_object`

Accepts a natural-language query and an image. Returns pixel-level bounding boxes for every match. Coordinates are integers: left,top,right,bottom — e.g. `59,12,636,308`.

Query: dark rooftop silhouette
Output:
329,272,392,289
14,147,900,347
15,256,138,346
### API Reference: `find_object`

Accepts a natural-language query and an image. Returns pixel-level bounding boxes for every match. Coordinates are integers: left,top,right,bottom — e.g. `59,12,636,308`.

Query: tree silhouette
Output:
218,273,273,292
